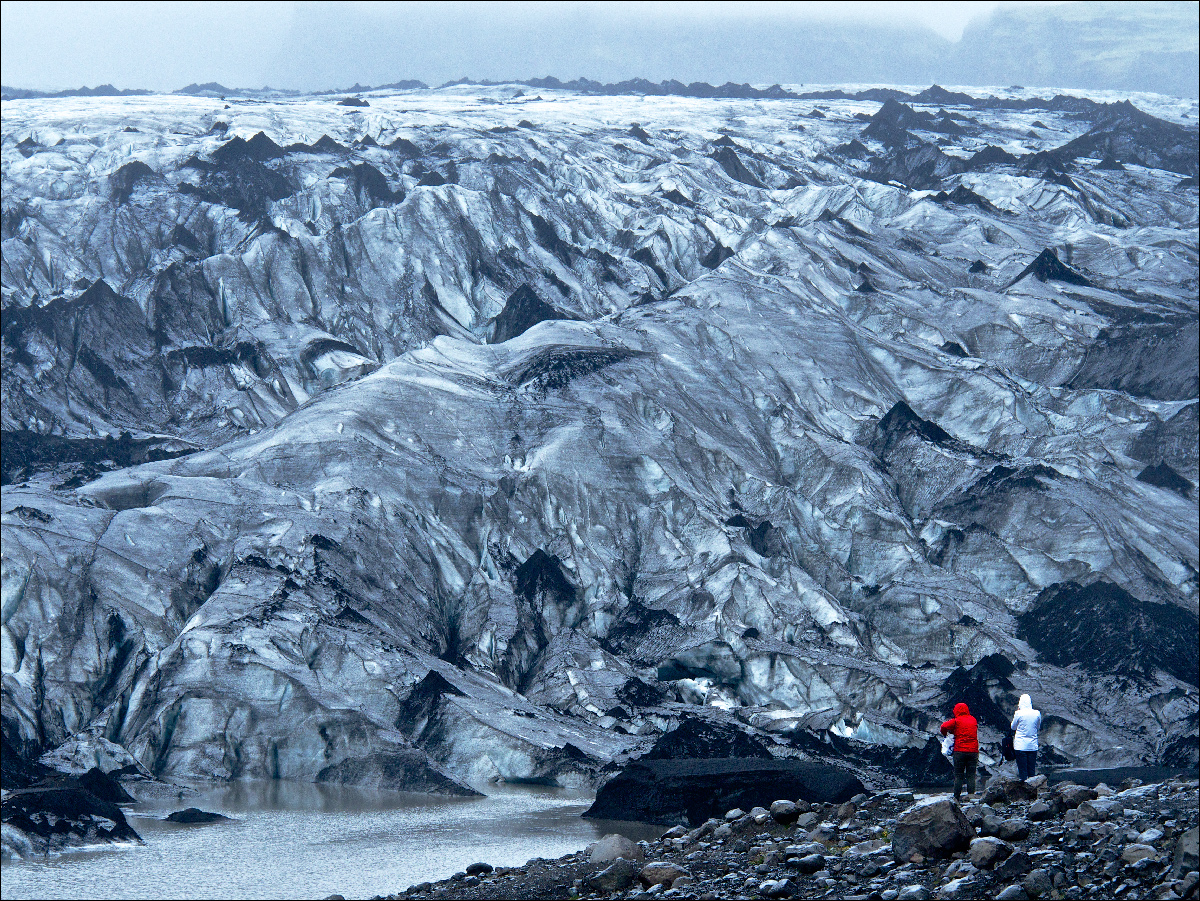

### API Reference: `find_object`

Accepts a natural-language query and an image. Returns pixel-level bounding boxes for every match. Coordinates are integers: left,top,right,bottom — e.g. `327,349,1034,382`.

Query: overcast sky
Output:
2,1,1026,91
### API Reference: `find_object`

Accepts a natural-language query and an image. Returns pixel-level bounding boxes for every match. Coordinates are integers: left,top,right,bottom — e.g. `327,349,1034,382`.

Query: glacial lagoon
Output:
0,781,660,900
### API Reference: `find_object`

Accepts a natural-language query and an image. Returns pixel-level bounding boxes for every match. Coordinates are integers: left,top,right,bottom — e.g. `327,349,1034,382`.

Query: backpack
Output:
1002,729,1016,761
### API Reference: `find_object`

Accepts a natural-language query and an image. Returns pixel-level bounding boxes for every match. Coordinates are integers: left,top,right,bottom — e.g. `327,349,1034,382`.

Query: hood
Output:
1018,694,1033,711
954,702,970,717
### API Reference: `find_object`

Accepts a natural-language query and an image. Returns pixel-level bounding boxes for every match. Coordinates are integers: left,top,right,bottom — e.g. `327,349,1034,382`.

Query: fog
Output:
2,1,1197,97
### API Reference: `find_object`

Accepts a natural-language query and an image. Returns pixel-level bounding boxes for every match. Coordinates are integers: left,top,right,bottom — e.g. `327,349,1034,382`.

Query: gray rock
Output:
1055,785,1099,810
759,878,795,898
982,777,1039,805
1079,799,1125,822
970,836,1013,870
892,799,974,864
1174,871,1199,899
995,886,1028,901
806,823,838,845
1123,843,1159,864
771,800,799,824
1026,800,1054,821
585,858,640,893
794,811,819,830
997,818,1031,841
944,859,978,879
848,838,886,855
589,833,644,863
640,862,690,887
1022,868,1052,898
980,813,1004,836
897,887,932,901
936,876,979,899
994,851,1035,882
1174,827,1199,878
792,853,825,874
725,808,747,821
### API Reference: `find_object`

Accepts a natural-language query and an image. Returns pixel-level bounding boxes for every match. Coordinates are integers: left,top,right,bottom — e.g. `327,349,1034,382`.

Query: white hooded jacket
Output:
1011,694,1042,752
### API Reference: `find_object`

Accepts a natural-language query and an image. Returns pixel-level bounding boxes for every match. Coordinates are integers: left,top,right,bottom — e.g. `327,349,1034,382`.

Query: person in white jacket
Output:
1011,694,1043,780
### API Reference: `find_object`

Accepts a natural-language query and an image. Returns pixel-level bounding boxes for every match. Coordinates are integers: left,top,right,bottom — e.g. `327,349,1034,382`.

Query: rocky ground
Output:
363,775,1199,901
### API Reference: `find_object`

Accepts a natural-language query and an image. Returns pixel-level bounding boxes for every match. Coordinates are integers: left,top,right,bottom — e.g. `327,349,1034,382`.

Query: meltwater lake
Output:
0,781,661,900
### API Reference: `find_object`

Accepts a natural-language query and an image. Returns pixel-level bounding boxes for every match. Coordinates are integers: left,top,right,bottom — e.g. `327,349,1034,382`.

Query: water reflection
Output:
1,780,660,901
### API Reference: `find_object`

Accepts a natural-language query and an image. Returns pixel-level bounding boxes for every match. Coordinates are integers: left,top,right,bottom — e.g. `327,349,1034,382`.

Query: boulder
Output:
1173,826,1199,878
848,839,886,855
1022,868,1052,898
892,799,974,864
806,823,839,845
994,850,1035,881
1078,798,1124,821
982,777,1039,805
588,833,644,863
770,800,800,824
584,758,864,826
584,857,639,893
794,811,819,829
639,861,690,887
165,808,230,824
465,862,493,876
970,836,1014,869
980,813,1004,836
760,878,795,898
898,887,932,901
936,875,980,899
1121,843,1158,864
791,853,825,873
1054,784,1098,809
997,818,1030,841
1026,800,1055,821
994,886,1028,900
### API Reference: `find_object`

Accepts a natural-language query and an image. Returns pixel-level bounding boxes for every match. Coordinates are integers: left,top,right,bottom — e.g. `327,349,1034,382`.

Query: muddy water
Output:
0,781,661,900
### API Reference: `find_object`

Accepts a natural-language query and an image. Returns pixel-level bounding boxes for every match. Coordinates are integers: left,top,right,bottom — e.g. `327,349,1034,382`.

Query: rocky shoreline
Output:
361,774,1199,901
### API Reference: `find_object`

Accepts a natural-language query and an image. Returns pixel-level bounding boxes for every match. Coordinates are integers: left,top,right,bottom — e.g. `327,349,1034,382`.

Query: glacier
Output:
2,82,1197,797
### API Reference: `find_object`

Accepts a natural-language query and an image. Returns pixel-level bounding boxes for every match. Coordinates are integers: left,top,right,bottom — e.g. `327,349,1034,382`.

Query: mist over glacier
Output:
1,77,1197,802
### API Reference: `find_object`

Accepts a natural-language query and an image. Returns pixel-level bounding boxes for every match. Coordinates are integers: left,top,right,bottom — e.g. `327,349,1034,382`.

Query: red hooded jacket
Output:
940,702,979,753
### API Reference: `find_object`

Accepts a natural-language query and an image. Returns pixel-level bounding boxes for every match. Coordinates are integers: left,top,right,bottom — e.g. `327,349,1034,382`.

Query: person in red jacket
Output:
940,702,980,802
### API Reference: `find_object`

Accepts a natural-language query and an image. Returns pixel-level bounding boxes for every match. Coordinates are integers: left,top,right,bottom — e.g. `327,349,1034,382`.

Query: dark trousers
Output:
953,751,978,800
1016,749,1037,780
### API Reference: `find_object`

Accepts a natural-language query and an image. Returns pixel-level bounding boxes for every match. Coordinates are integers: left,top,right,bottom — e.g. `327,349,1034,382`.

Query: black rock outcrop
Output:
2,786,142,850
166,807,232,824
1006,248,1093,288
490,284,570,343
1136,462,1193,499
1018,581,1199,686
583,758,865,825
